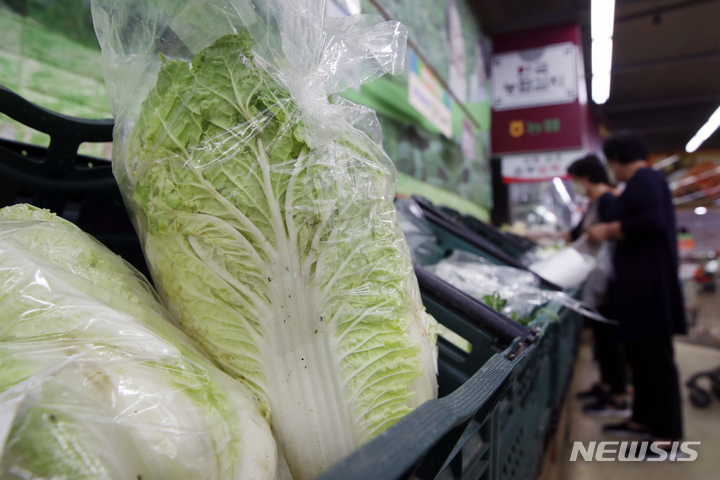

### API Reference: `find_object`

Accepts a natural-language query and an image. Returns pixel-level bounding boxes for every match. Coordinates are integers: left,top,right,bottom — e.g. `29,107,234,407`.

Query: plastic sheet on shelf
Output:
429,250,612,324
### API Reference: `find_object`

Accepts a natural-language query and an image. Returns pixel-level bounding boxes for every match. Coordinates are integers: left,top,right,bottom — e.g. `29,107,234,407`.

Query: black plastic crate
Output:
1,86,545,480
0,85,150,279
437,205,537,261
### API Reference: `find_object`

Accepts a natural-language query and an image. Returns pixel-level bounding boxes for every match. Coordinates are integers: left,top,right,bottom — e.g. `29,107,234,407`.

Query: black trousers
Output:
591,309,627,394
624,336,683,440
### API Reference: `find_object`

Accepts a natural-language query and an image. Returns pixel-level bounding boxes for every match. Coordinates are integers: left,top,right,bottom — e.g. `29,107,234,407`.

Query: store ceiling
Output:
470,0,720,153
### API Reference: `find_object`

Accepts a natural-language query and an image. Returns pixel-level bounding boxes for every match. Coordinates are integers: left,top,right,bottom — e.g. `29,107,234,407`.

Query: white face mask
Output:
572,182,587,197
607,168,617,185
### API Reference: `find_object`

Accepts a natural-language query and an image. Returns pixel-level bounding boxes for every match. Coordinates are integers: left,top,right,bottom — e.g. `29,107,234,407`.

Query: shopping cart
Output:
687,365,720,408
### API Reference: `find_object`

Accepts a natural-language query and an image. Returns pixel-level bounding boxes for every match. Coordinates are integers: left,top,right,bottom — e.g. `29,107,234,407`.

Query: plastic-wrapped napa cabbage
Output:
91,1,438,478
0,204,287,480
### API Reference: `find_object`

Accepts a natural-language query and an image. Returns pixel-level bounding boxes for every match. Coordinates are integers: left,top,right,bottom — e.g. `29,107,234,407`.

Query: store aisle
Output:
560,333,720,479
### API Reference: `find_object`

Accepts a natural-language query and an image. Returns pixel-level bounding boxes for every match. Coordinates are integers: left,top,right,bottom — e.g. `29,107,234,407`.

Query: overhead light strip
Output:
590,0,616,104
686,105,720,152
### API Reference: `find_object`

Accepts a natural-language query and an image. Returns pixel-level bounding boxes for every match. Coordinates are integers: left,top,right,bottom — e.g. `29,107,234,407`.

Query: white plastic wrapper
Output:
430,250,611,324
0,204,286,480
528,237,597,289
91,1,438,478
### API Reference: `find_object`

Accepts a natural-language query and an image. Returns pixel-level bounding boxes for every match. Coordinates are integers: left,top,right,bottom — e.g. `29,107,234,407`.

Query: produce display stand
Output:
427,199,586,413
1,85,584,480
399,196,584,478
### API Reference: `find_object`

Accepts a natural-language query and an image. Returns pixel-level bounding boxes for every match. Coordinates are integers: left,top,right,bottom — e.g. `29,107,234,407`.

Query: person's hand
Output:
586,223,610,243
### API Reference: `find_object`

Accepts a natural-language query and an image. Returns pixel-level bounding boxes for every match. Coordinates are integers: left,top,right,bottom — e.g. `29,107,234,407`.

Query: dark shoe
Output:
603,421,653,440
576,383,605,402
583,396,632,418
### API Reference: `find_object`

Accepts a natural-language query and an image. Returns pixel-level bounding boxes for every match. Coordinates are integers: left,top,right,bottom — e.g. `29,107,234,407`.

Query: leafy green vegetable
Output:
510,311,531,327
123,32,437,479
0,204,282,480
482,292,555,326
482,292,507,312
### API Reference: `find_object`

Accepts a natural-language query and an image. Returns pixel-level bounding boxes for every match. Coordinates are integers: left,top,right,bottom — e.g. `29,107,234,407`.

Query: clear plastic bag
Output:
91,2,437,478
581,241,615,309
429,250,611,324
0,205,286,480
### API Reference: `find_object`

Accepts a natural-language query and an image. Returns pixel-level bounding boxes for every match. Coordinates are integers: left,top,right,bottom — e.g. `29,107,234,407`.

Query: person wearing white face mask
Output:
568,156,618,240
587,131,686,448
565,155,630,418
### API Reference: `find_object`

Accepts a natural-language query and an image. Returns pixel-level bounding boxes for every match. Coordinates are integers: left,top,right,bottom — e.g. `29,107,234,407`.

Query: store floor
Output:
558,333,720,479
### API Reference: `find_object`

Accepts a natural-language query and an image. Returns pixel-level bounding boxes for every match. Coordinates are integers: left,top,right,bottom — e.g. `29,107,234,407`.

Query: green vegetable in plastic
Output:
123,32,437,479
0,204,281,480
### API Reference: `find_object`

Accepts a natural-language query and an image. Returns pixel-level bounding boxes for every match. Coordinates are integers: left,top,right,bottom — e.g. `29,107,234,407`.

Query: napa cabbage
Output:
122,32,437,479
0,204,284,480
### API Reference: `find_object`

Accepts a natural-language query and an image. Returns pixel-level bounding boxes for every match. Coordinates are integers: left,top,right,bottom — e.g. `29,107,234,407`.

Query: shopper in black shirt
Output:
587,131,686,443
566,155,629,418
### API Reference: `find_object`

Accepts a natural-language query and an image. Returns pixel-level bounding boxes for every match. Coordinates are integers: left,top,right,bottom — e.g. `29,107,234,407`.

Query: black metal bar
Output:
483,0,715,35
613,50,720,74
634,124,699,134
414,264,534,346
601,94,720,113
615,0,717,22
0,159,118,191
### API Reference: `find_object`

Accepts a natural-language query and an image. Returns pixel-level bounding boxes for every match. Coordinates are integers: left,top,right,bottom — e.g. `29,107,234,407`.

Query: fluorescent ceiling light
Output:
591,38,613,75
652,154,680,170
695,206,708,215
592,73,611,104
686,105,720,153
591,0,616,40
591,0,616,104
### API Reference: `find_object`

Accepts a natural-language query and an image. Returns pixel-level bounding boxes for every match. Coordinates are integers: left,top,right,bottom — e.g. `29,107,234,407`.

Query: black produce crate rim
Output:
316,341,535,480
444,206,536,254
411,195,563,291
414,263,534,347
0,85,114,188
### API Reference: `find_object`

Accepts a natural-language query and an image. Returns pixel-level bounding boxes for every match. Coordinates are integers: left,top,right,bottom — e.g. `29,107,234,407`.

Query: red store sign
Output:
491,24,588,157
